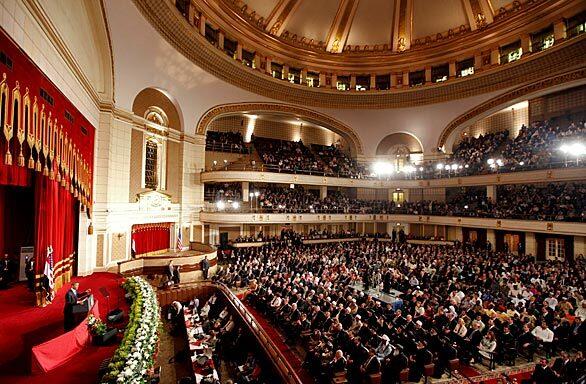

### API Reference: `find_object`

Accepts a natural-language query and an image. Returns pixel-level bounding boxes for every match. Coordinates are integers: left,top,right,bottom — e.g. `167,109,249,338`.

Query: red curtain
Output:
34,175,76,289
131,223,171,256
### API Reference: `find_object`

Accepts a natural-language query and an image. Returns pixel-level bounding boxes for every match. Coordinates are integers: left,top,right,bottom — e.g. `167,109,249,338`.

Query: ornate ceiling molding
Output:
264,0,301,37
196,102,365,155
438,67,586,149
325,0,360,53
133,0,586,109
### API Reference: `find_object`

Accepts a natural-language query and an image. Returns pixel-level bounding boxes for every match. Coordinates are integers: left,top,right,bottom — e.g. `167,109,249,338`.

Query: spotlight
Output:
254,191,260,197
231,201,240,209
444,164,450,170
419,167,424,171
290,184,295,189
372,162,394,175
216,201,225,210
436,163,444,170
403,165,415,173
464,205,469,209
487,158,495,165
519,161,524,166
464,164,469,168
496,159,504,166
451,164,458,170
249,192,254,197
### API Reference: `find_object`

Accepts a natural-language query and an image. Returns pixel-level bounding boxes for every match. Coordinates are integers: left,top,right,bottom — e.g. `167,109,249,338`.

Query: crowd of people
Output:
214,238,585,383
206,131,247,153
207,118,585,179
451,131,510,173
229,183,586,222
312,144,368,178
253,137,325,174
204,183,242,202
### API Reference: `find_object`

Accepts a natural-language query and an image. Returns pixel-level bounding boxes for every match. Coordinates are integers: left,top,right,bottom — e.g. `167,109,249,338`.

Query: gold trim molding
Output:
134,0,586,109
196,102,364,155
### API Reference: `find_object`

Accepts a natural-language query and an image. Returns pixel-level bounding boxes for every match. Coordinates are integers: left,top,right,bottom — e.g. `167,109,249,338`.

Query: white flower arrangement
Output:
101,277,160,384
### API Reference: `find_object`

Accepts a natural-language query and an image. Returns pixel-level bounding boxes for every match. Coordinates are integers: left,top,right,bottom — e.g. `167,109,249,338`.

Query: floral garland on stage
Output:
101,277,160,384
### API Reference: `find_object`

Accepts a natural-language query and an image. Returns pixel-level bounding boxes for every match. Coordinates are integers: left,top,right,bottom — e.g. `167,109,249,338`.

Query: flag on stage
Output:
176,227,183,251
43,246,54,301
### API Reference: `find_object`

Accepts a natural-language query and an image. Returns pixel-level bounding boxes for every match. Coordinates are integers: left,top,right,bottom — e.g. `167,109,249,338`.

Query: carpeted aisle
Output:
0,272,126,384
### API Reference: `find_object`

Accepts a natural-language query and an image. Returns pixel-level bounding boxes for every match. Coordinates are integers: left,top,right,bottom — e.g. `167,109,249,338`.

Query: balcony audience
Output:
206,131,246,153
216,183,585,222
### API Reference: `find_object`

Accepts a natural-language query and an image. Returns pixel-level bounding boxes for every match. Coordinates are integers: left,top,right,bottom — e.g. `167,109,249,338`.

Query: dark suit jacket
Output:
363,355,381,374
64,289,77,314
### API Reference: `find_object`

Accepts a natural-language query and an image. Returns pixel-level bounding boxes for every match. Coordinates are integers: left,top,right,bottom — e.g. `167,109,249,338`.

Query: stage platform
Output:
350,283,403,305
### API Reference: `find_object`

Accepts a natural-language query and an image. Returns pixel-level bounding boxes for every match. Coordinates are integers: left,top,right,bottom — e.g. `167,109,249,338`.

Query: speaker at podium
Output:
72,293,94,324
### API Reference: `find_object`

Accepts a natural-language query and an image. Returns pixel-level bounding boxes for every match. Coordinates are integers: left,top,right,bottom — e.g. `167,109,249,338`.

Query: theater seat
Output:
400,368,409,382
448,358,459,377
423,363,435,383
367,373,381,384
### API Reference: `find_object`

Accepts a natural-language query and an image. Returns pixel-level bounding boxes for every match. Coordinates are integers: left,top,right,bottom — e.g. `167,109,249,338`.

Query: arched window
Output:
144,138,158,190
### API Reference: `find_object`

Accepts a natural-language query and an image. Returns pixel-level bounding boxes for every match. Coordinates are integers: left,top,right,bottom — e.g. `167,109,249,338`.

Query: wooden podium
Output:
72,293,94,324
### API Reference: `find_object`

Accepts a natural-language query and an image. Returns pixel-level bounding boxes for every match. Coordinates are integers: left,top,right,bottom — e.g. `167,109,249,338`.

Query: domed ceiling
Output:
224,0,521,53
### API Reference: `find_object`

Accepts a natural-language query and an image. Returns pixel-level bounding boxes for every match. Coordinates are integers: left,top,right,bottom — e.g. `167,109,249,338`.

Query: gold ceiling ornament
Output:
134,0,586,109
397,37,406,52
332,39,340,53
475,13,487,29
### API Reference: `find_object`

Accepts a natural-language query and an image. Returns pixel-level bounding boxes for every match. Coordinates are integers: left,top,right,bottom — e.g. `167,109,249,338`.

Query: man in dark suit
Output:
25,257,35,291
64,282,80,331
201,255,210,279
361,348,381,375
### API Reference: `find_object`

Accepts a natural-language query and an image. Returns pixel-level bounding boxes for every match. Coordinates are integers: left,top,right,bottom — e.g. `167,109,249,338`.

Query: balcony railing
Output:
201,203,586,223
203,159,584,181
158,282,303,384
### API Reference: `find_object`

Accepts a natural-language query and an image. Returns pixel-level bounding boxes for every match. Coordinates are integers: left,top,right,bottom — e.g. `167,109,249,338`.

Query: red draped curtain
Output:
0,29,95,306
131,223,171,256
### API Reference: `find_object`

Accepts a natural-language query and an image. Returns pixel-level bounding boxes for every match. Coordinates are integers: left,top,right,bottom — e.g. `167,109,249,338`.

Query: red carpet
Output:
0,272,126,384
243,304,315,384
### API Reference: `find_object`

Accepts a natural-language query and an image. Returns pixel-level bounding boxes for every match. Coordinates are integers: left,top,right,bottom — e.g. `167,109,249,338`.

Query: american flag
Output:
44,246,54,299
176,227,183,251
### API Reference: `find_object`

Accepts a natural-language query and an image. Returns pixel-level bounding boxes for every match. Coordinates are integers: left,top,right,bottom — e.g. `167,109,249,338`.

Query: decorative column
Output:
331,74,338,89
320,186,327,199
283,65,289,81
402,72,409,87
319,73,326,88
490,47,500,66
486,185,497,203
350,75,356,90
199,14,206,36
301,69,308,85
525,232,537,257
474,52,482,71
554,19,566,41
218,32,225,50
487,229,496,250
521,34,531,54
449,61,456,78
265,57,272,75
236,43,243,61
424,66,431,83
370,74,376,90
242,181,250,202
390,73,398,87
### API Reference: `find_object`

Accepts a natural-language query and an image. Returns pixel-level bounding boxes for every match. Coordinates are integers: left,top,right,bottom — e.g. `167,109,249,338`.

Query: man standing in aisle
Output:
201,255,210,280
